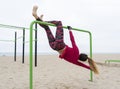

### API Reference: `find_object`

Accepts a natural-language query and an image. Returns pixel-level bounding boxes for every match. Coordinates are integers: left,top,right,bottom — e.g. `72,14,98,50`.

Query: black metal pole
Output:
22,28,25,63
35,23,38,67
14,32,17,62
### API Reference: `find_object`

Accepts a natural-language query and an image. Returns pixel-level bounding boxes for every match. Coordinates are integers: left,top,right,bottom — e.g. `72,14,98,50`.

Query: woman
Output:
32,5,99,74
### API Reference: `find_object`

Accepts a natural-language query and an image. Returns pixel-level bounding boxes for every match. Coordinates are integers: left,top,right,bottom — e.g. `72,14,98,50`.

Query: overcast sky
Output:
0,0,120,54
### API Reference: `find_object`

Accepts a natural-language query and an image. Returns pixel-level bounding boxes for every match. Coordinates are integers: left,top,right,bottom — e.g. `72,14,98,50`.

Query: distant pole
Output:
14,32,17,61
22,28,25,63
35,23,38,67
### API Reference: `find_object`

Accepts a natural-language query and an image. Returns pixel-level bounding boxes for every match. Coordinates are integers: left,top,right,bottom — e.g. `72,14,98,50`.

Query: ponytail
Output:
88,57,99,74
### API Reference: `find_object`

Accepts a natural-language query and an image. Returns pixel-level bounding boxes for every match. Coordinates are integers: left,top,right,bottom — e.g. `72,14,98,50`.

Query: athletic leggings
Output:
36,18,66,51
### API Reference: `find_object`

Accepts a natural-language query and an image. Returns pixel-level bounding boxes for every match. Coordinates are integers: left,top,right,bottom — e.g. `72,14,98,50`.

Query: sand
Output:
0,54,120,89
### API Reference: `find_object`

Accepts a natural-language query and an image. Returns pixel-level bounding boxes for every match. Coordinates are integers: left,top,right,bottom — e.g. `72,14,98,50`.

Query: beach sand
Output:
0,54,120,89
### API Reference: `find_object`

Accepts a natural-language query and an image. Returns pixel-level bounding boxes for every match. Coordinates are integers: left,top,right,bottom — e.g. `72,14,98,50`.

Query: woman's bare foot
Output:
32,5,39,19
40,14,44,21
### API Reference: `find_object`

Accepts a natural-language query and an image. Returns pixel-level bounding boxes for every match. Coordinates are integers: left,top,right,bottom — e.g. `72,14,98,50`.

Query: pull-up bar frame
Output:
105,59,120,64
29,20,93,89
0,24,38,65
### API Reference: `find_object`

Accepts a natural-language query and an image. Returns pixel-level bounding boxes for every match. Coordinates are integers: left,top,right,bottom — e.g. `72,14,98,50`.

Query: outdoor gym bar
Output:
29,20,93,89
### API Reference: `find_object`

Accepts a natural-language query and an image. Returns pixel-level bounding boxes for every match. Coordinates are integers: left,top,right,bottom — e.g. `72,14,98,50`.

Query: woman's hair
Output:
88,57,99,74
79,53,99,74
79,53,88,61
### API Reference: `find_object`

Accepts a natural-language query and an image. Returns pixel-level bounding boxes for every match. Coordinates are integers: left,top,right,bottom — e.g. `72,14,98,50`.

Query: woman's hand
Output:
67,26,72,30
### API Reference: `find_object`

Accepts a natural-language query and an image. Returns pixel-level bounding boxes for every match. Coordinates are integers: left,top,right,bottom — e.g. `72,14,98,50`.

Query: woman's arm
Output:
67,26,77,48
69,30,77,47
75,61,91,70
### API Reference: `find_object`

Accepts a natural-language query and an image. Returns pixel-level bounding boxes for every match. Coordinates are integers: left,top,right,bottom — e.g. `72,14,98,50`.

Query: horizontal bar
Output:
33,21,91,33
105,60,120,63
25,40,37,43
17,36,23,40
0,24,36,30
0,39,14,42
0,24,27,30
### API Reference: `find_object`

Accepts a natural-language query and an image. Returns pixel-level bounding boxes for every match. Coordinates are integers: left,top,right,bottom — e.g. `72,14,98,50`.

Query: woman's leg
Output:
36,19,65,50
47,21,66,51
32,5,48,29
36,18,56,44
55,21,64,41
46,20,64,41
55,21,66,50
32,5,55,43
32,5,65,51
32,5,63,41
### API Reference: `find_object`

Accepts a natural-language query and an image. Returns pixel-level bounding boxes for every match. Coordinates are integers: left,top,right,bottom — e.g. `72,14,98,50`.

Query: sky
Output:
0,0,120,54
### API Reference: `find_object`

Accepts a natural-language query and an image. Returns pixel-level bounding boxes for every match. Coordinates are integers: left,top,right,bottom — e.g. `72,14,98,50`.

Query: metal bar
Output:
105,60,120,64
0,24,28,30
14,32,17,62
89,32,93,81
22,29,25,63
30,21,34,89
17,36,23,40
0,40,14,42
35,23,38,67
0,24,36,30
29,20,93,89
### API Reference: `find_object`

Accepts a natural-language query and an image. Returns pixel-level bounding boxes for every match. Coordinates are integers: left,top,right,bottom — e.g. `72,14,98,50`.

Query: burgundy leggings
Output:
36,18,66,51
